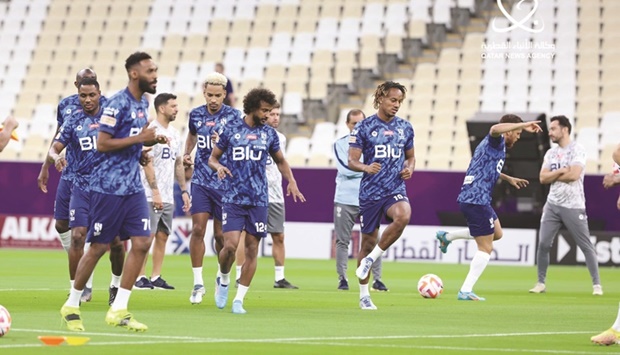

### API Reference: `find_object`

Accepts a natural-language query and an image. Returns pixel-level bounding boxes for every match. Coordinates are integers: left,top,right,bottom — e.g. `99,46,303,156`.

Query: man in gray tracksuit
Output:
530,115,602,295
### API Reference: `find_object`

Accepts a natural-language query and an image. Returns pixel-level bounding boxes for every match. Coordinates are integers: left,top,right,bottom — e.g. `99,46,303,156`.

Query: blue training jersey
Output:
55,108,105,191
349,114,414,202
56,95,107,181
457,134,506,205
90,88,149,196
216,118,280,207
188,104,241,190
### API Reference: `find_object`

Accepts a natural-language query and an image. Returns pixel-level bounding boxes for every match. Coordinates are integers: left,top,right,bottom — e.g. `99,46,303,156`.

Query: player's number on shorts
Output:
393,194,405,201
142,218,150,230
197,135,213,150
254,222,266,233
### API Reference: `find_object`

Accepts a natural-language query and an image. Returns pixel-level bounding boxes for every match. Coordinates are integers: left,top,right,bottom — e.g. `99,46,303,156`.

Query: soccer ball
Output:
0,305,11,337
417,274,443,299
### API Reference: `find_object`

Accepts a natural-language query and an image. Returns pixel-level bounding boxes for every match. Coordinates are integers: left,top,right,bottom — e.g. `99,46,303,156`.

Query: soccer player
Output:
0,115,18,152
184,72,242,304
37,69,99,293
334,109,388,292
209,88,305,314
234,103,299,289
348,81,415,310
60,52,167,332
48,78,125,306
529,116,602,295
135,93,191,290
591,144,620,346
435,114,541,301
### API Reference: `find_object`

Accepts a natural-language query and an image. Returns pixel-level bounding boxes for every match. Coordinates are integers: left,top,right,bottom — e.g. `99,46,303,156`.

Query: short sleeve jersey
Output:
457,134,506,205
188,104,241,190
216,119,281,207
266,131,286,203
90,88,149,196
55,108,104,191
542,141,587,209
140,120,181,204
56,95,107,181
348,114,414,202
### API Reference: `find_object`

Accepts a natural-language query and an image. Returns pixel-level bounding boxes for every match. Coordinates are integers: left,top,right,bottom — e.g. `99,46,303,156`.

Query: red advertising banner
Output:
0,214,62,249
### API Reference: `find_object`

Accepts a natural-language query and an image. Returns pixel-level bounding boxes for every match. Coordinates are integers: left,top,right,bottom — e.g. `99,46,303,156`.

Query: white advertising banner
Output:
166,218,537,266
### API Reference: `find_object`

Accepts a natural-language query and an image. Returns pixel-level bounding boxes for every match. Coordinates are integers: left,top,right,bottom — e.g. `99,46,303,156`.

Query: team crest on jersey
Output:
246,134,257,140
371,131,378,137
261,132,267,139
397,128,404,137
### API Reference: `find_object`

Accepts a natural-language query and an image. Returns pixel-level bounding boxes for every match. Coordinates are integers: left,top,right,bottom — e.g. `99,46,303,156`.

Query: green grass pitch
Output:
0,248,618,354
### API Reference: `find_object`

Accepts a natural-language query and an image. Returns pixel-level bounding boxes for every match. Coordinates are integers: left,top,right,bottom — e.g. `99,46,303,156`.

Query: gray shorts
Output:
267,202,285,233
148,202,174,235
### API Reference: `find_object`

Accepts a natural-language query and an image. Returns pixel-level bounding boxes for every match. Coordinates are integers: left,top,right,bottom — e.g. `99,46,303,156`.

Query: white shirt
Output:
267,131,286,203
543,141,587,209
140,120,182,204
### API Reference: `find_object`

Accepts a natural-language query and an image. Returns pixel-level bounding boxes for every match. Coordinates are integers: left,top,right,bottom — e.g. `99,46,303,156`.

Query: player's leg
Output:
54,179,72,253
61,191,122,331
335,203,355,290
560,206,602,294
232,205,268,314
270,202,296,289
356,195,411,280
435,228,474,253
62,241,109,331
69,226,87,299
355,198,383,281
136,202,160,290
188,185,214,303
108,236,124,306
215,203,247,309
591,302,620,345
106,193,150,332
235,234,245,284
457,203,496,301
532,203,562,293
371,256,388,292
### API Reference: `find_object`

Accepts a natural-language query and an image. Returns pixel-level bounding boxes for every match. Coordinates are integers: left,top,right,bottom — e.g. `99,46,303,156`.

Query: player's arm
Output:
48,140,68,172
97,121,162,152
539,166,568,184
489,120,542,137
614,143,620,165
556,164,583,183
500,173,529,189
143,158,163,210
334,140,360,178
0,116,18,152
208,145,232,179
272,149,306,202
183,131,197,166
348,147,380,174
175,153,191,212
38,119,59,192
400,147,416,180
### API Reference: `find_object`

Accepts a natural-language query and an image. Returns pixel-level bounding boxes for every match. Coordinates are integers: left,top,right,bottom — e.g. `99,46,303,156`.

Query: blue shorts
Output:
222,203,268,238
87,191,151,244
190,184,223,221
69,187,90,228
359,194,409,234
459,202,498,237
54,178,73,221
